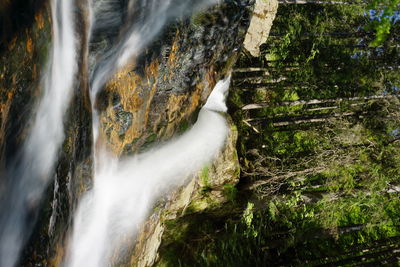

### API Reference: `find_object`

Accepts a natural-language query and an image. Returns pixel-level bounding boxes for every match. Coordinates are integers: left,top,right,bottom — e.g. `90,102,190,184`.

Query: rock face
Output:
243,0,279,57
93,1,254,264
97,0,254,156
0,0,49,177
131,121,240,266
0,0,92,265
0,0,253,265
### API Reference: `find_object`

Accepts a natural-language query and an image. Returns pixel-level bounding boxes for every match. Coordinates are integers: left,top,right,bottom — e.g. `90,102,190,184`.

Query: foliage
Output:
156,2,400,265
261,3,399,100
222,183,238,202
367,0,400,46
200,165,212,194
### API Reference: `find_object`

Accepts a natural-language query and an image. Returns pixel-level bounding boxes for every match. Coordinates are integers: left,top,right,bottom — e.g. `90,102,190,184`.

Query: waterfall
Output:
90,0,220,143
0,0,229,266
65,0,229,265
66,0,228,264
66,77,230,267
0,1,78,267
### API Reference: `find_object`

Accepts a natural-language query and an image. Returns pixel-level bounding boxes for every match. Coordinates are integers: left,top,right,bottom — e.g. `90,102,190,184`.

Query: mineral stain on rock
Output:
97,0,254,158
0,1,93,265
0,0,256,265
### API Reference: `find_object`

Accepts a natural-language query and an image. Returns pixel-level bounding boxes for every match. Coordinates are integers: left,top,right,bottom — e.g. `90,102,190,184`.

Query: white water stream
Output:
90,0,220,142
67,0,228,265
0,1,77,266
66,77,230,267
0,0,229,266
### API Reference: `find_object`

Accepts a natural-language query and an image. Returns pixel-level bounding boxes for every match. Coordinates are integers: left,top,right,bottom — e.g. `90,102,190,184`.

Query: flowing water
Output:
0,0,229,266
66,77,230,267
0,1,77,266
90,0,219,142
67,0,227,264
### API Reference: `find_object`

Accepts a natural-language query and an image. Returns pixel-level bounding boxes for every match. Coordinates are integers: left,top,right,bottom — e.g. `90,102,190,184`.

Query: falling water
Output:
90,0,219,98
66,77,230,267
1,0,230,266
66,0,229,265
90,0,220,143
0,1,78,266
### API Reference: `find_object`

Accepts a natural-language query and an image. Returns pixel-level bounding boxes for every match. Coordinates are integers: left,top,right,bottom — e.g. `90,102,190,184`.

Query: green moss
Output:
190,12,218,27
163,219,190,243
177,119,190,134
227,88,244,109
199,165,212,195
139,133,158,152
145,133,157,143
186,200,206,213
222,183,237,202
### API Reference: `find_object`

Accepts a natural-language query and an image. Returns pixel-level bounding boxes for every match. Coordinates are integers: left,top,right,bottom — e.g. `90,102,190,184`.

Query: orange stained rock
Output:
143,82,157,130
101,61,162,155
142,60,159,127
7,90,14,100
100,107,140,156
100,59,220,155
26,37,34,54
48,242,65,267
168,32,180,67
0,88,15,150
8,37,17,50
145,60,159,78
166,94,187,123
32,64,37,80
35,13,45,30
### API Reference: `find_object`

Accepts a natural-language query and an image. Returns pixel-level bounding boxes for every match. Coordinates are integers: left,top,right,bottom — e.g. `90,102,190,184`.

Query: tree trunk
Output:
242,94,400,110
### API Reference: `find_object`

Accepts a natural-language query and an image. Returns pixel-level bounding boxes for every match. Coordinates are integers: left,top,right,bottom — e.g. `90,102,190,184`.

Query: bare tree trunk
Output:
269,31,373,38
244,167,326,190
242,94,400,110
244,111,367,128
271,112,358,126
278,0,368,5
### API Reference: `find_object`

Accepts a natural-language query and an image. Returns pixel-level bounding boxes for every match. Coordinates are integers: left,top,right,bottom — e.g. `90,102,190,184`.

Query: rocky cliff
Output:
0,0,261,265
0,1,93,265
96,1,254,156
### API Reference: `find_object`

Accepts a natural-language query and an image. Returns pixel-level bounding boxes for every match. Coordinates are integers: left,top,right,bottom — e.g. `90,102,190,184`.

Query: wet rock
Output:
131,120,240,266
114,103,133,138
0,0,253,265
98,0,254,156
0,0,93,265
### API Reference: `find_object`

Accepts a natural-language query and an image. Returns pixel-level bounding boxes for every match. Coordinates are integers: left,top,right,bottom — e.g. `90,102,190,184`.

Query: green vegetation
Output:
156,1,400,265
368,0,400,46
200,166,212,194
222,183,238,202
